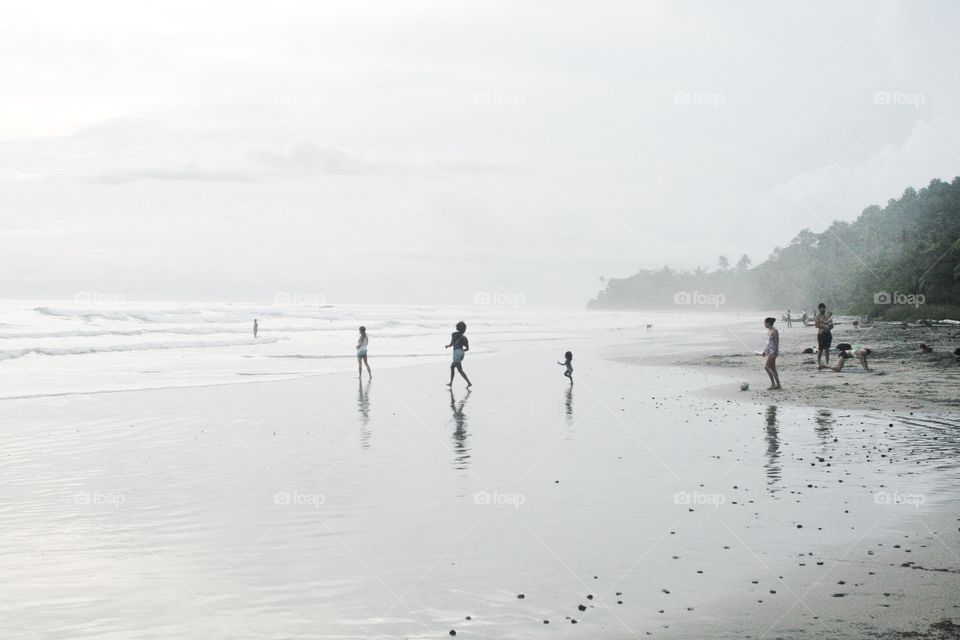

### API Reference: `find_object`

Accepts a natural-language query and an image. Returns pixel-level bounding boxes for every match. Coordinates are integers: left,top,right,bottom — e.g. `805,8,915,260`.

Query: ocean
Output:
0,300,708,399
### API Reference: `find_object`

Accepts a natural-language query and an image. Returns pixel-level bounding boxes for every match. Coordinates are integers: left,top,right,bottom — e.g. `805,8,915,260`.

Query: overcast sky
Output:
2,1,958,305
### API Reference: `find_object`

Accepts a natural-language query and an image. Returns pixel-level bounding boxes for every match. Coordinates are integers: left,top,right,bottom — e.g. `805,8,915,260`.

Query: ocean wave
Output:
0,337,283,362
0,326,342,340
33,306,341,324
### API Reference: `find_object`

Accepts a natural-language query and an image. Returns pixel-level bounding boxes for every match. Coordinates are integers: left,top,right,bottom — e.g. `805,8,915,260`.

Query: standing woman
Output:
762,317,781,390
357,326,371,379
445,321,472,388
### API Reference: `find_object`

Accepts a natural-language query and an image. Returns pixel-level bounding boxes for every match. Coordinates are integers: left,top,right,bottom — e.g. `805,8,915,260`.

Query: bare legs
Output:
447,362,472,387
765,355,781,390
358,355,371,379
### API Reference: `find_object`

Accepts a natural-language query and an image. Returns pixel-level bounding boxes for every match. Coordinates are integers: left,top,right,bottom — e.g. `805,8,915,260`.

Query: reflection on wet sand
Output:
814,408,835,441
564,385,574,426
764,405,781,493
450,388,471,470
357,380,371,448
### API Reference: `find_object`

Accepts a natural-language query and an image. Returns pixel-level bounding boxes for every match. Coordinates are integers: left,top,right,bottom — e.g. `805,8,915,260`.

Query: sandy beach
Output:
2,315,958,639
669,317,960,413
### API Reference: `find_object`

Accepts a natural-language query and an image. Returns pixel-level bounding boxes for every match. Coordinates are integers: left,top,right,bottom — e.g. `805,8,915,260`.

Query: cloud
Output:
89,166,258,184
430,156,527,176
249,141,373,176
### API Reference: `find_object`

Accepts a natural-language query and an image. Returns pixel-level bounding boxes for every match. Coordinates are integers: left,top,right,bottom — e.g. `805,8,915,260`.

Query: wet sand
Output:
674,318,960,412
1,322,958,638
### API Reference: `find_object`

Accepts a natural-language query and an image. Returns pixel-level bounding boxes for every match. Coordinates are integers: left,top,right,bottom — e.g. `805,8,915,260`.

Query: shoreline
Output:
2,322,958,638
620,316,960,414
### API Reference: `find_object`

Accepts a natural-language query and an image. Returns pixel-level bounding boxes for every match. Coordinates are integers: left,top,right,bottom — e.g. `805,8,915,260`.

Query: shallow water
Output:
0,301,737,398
1,344,957,638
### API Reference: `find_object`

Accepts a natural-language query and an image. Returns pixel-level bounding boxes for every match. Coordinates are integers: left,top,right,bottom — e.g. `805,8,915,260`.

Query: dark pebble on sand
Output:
832,593,846,597
587,594,594,600
517,594,525,599
543,620,549,624
449,631,456,636
578,604,586,611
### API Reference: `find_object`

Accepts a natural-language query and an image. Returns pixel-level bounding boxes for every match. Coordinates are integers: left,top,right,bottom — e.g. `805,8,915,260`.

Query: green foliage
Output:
588,176,960,319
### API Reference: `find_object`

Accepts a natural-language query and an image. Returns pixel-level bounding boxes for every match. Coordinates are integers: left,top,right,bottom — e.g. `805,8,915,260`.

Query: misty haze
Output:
1,2,959,639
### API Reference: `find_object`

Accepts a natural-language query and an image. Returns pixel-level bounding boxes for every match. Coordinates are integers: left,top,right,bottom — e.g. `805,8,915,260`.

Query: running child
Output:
558,351,573,383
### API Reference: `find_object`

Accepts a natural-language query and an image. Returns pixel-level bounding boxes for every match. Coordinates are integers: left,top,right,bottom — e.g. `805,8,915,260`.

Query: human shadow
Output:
764,405,781,494
357,379,371,449
450,388,472,470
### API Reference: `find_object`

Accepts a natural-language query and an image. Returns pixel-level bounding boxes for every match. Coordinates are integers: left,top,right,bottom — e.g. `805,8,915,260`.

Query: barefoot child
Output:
762,317,781,390
356,326,371,379
445,321,472,388
558,351,573,383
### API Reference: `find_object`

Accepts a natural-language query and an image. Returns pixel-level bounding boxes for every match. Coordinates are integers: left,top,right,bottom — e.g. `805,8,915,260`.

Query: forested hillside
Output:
589,176,960,319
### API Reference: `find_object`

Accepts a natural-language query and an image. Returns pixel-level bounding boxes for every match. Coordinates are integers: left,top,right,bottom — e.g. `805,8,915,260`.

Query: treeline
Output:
589,176,960,319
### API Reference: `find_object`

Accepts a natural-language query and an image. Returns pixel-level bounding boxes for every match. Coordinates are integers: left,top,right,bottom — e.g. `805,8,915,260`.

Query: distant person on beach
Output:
802,308,809,326
558,351,573,383
253,318,259,338
824,346,871,372
356,326,371,379
761,317,781,390
786,310,793,328
445,321,472,388
814,303,833,367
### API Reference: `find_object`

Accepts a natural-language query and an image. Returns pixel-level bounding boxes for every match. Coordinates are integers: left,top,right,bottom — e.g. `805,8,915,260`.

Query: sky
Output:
2,0,959,306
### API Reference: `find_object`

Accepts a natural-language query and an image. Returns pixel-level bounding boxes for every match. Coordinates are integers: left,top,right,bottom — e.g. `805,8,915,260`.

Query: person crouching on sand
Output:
445,321,472,388
558,351,573,384
825,346,871,372
356,326,371,379
762,317,781,390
